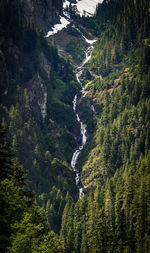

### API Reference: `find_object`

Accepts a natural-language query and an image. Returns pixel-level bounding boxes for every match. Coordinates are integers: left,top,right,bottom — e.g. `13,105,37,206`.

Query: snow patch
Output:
45,1,103,37
45,16,70,37
63,0,70,9
73,0,103,17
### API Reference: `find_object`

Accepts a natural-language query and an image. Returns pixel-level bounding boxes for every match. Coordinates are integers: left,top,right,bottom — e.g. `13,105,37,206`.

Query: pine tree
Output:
91,208,113,253
0,125,14,181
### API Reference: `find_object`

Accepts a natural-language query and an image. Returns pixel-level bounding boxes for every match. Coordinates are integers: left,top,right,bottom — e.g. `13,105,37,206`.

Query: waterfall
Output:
71,36,96,198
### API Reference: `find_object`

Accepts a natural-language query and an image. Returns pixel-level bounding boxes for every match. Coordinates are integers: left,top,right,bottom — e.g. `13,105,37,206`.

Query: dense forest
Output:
0,0,150,252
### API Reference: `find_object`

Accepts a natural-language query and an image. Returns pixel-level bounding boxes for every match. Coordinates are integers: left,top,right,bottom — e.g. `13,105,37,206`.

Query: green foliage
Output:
0,0,80,201
0,125,32,251
0,126,13,181
67,26,81,37
60,1,150,252
1,0,150,252
0,179,26,251
0,126,64,252
88,0,150,77
91,208,113,253
66,39,86,65
33,231,65,253
8,208,65,253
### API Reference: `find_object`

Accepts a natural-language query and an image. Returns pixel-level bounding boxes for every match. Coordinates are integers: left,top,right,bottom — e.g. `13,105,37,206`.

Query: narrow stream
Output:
45,2,97,198
71,37,96,198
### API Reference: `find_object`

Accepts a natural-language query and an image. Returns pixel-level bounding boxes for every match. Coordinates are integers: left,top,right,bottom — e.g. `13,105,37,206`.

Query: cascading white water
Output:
44,0,98,198
71,36,96,198
71,95,87,170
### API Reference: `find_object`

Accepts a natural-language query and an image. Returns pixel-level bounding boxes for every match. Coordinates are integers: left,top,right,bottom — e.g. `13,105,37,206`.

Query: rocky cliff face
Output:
22,0,63,32
0,0,63,103
0,0,79,196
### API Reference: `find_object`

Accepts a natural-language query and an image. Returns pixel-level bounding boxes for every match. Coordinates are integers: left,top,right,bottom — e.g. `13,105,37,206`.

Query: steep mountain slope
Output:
0,0,150,252
80,0,150,189
0,0,80,233
60,0,150,252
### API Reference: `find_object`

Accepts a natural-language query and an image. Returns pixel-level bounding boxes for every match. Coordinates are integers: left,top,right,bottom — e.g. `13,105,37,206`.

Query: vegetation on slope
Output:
0,0,80,234
0,125,65,252
60,0,150,252
0,0,150,252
